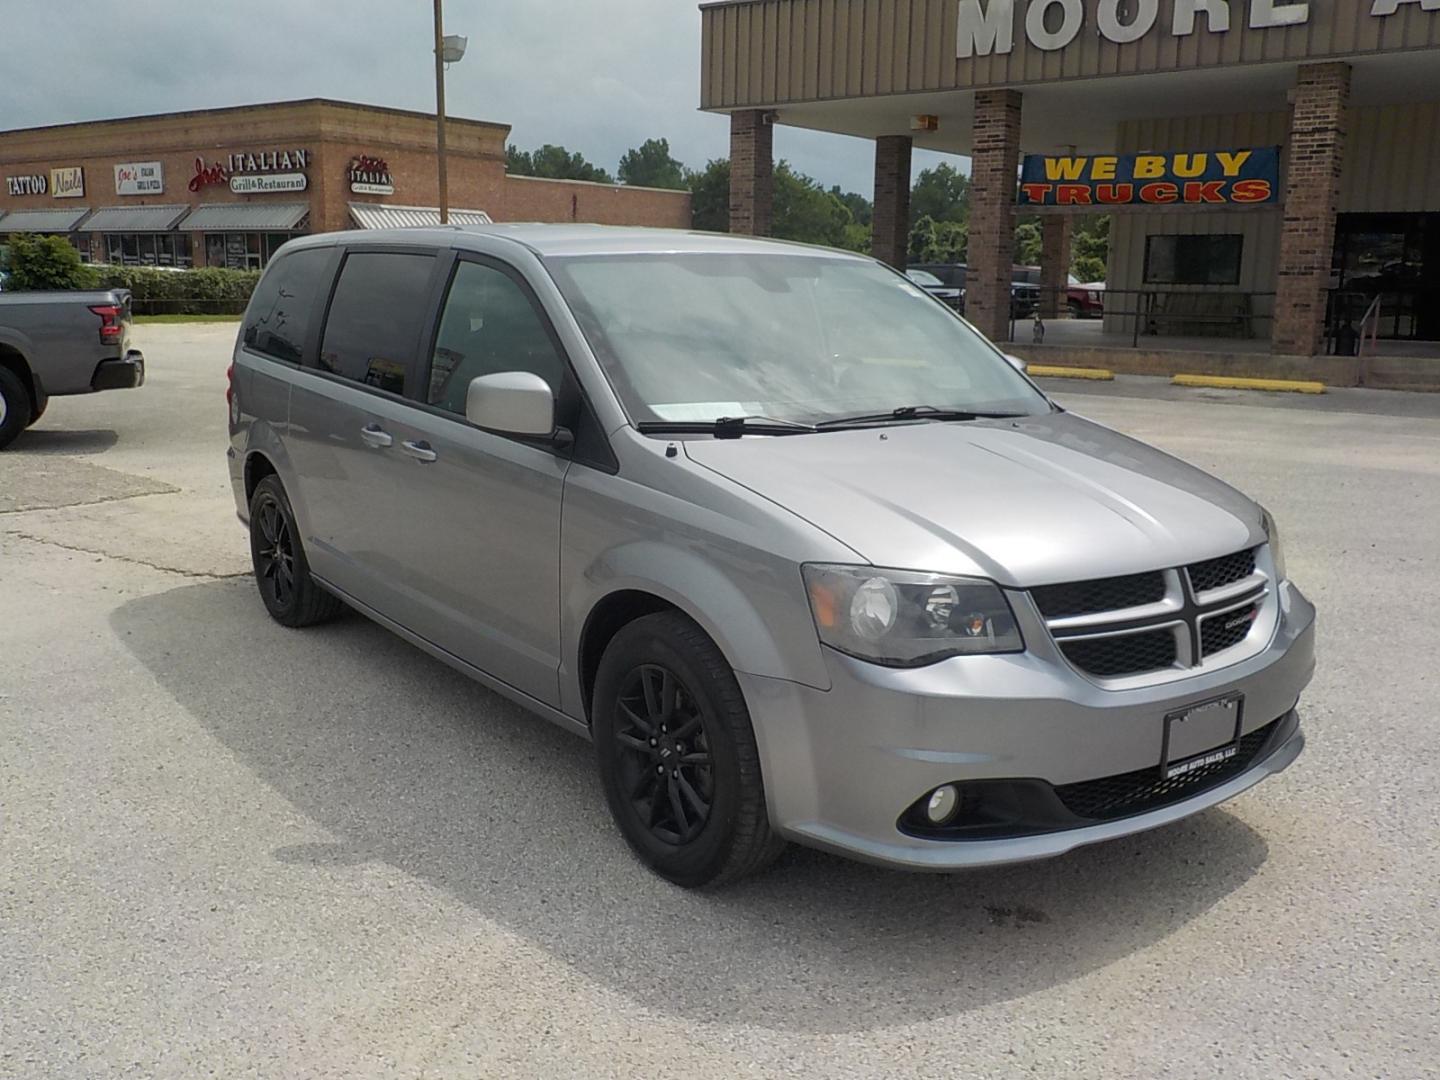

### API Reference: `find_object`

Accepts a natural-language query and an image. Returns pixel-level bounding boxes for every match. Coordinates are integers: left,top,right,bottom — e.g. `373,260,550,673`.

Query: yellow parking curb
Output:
1028,365,1115,381
1172,374,1326,394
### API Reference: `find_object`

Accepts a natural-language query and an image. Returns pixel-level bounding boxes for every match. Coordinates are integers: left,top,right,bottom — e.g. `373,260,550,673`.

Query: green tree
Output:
506,144,615,184
910,163,970,225
772,161,853,248
1014,218,1043,266
838,222,871,254
618,138,687,190
685,158,731,232
829,186,873,227
907,215,967,263
1072,215,1110,282
6,234,98,291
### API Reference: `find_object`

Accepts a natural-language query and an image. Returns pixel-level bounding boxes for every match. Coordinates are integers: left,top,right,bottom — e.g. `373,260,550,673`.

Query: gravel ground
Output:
1,325,1437,1079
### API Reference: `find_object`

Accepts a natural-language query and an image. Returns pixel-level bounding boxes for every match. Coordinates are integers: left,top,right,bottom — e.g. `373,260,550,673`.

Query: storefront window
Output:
104,233,192,268
202,232,301,270
1143,235,1243,286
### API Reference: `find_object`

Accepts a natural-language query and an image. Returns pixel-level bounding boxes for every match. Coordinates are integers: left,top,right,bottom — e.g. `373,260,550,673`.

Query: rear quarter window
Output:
241,247,333,364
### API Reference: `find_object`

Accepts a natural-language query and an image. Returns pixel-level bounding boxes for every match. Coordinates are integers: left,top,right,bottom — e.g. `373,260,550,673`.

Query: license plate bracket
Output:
1162,693,1244,780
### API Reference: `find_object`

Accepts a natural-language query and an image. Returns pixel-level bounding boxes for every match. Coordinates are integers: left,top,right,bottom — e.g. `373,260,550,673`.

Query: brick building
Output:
701,0,1440,373
0,99,691,270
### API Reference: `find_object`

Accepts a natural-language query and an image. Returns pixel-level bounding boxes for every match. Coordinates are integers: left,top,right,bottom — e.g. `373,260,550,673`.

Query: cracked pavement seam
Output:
2,531,250,580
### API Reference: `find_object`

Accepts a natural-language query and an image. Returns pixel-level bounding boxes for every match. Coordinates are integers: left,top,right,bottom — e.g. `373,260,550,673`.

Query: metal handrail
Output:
1356,293,1383,384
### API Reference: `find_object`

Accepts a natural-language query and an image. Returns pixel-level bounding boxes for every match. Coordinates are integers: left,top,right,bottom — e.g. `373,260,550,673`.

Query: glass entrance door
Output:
1333,213,1440,341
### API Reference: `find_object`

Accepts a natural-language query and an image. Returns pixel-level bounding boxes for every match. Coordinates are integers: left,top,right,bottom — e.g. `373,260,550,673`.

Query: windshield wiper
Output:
814,405,1026,430
636,415,817,439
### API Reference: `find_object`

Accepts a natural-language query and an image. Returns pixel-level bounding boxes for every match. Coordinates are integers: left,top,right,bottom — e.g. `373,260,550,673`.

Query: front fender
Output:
559,537,832,720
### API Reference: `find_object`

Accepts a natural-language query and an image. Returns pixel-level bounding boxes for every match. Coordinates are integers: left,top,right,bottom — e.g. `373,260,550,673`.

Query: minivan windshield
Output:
546,252,1049,428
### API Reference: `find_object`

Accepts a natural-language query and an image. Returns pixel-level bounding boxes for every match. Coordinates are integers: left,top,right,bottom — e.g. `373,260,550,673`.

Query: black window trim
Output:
408,249,619,473
306,243,448,405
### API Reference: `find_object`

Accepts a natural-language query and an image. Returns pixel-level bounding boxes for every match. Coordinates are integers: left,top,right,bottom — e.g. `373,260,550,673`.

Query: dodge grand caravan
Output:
228,225,1314,886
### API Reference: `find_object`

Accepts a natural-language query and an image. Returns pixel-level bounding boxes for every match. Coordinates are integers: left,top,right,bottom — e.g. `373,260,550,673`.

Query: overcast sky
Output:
1,0,956,197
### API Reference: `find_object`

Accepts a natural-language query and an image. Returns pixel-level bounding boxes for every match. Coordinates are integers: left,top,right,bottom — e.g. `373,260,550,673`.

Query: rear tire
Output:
593,611,785,887
248,475,344,628
0,366,32,450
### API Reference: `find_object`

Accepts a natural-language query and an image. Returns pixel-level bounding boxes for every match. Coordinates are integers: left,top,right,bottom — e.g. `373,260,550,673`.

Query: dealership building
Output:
703,0,1440,384
0,99,690,271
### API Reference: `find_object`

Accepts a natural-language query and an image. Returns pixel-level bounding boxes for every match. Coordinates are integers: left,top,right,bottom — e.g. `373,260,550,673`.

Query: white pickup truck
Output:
0,289,145,449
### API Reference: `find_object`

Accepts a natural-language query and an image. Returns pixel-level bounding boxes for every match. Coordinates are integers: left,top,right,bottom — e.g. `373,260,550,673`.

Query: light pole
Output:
433,0,467,224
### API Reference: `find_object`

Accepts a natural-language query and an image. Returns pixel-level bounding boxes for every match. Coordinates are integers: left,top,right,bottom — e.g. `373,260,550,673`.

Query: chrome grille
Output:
1033,546,1272,682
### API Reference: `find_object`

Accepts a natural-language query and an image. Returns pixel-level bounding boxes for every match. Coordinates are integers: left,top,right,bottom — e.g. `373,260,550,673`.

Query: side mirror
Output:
1004,354,1029,375
465,371,555,437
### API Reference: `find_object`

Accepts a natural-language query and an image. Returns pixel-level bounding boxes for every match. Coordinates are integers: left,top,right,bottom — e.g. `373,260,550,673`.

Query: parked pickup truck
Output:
0,289,145,449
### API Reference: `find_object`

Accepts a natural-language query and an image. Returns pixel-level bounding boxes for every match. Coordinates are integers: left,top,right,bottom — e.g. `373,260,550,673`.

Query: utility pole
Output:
434,0,449,224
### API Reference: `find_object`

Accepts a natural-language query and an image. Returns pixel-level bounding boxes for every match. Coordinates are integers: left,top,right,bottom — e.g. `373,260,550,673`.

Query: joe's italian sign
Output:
1019,147,1280,207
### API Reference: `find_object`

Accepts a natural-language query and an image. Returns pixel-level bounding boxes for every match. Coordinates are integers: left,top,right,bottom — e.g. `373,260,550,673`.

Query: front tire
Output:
0,366,32,450
593,611,785,887
248,475,343,628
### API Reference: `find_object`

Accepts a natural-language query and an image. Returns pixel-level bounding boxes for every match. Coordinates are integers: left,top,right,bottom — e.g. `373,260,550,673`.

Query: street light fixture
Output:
433,1,466,224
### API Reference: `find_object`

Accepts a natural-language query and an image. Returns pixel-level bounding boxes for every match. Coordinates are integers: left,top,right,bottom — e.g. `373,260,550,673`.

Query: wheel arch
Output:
565,540,823,724
244,449,279,503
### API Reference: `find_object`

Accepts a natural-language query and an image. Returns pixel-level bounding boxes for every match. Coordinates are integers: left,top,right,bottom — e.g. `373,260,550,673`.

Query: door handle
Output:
360,424,393,449
402,439,438,463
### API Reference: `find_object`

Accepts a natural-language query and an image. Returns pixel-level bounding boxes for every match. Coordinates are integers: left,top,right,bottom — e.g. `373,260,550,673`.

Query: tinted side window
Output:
241,247,333,363
318,252,435,395
426,260,567,416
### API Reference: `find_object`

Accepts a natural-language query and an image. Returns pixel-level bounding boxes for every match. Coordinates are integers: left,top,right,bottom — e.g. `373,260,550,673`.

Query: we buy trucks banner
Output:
1018,147,1280,208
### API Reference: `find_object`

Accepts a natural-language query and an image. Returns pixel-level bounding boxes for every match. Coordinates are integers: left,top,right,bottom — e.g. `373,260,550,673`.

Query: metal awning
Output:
349,203,493,229
0,208,92,233
178,203,310,232
83,205,191,233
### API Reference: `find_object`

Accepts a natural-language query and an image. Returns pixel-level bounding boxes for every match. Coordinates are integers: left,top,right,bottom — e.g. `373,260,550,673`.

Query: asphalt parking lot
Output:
3,324,1438,1079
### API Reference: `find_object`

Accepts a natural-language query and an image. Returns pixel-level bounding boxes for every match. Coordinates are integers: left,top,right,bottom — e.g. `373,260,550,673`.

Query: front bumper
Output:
90,350,145,391
739,582,1315,871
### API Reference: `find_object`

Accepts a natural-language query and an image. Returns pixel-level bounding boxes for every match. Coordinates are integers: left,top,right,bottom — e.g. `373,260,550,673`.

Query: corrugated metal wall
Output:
701,0,1440,109
1105,104,1440,335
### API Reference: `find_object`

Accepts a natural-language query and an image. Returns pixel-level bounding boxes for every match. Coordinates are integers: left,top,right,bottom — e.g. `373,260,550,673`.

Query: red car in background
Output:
1012,266,1105,318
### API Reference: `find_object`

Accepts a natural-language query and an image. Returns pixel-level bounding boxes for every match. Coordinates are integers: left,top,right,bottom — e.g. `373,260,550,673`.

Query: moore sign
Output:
957,0,1438,56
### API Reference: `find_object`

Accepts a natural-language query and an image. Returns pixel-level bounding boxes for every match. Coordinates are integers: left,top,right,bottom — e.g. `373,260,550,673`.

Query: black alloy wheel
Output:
613,663,715,845
253,493,297,610
247,475,343,627
593,611,785,887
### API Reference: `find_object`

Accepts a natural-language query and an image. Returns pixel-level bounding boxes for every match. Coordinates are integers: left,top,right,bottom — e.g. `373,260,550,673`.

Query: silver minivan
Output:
228,225,1314,886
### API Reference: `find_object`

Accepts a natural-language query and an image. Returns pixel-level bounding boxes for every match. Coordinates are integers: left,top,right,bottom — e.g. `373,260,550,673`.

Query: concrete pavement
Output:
2,325,1437,1078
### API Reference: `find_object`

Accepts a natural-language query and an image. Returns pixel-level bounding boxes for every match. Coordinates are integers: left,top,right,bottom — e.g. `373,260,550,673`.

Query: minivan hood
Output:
683,412,1262,587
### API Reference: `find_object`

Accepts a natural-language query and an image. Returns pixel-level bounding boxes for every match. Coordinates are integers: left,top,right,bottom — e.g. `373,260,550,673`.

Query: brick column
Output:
1273,63,1350,357
968,90,1023,342
871,135,913,269
729,110,774,236
1039,216,1072,318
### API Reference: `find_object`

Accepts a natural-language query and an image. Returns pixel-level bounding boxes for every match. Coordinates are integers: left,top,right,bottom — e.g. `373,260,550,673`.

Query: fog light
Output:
925,784,960,825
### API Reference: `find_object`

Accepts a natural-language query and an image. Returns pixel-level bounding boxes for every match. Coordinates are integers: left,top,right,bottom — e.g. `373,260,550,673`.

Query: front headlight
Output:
1261,507,1288,582
802,564,1023,667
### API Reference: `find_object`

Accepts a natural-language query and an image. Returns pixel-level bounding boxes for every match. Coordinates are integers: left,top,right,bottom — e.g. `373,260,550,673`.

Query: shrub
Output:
93,264,261,315
7,234,101,291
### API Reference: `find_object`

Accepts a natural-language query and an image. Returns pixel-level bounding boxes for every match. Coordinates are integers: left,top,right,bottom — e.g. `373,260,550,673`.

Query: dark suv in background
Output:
908,263,1041,319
